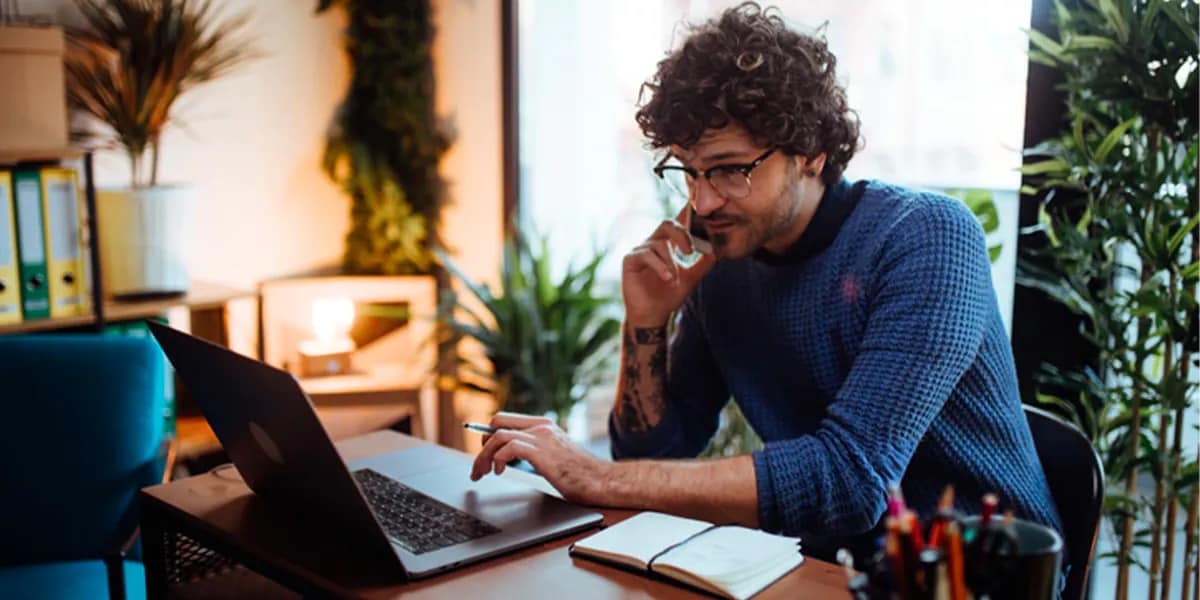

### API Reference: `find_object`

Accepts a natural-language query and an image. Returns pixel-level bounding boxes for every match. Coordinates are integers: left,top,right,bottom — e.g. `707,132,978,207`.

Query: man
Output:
469,1,1063,561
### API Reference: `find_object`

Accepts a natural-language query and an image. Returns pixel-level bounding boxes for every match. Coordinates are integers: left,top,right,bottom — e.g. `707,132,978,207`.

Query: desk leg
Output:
141,500,169,600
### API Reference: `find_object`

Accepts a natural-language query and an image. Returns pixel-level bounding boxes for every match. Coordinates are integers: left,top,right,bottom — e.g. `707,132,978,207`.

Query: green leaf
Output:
1038,203,1061,247
1027,27,1066,59
1072,116,1088,158
1096,0,1129,43
1028,51,1059,68
1167,213,1199,259
1020,159,1071,176
1066,34,1119,51
988,244,1003,263
1076,204,1092,235
1158,0,1197,42
1094,117,1137,163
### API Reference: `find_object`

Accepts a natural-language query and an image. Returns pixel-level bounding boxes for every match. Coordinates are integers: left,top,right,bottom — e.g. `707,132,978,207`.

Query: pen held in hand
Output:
463,422,504,435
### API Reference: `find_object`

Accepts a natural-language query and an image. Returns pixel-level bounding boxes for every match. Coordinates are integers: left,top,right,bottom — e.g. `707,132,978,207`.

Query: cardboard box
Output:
0,26,67,154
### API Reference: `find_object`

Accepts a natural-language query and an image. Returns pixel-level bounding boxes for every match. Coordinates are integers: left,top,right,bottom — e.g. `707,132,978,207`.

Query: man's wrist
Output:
630,324,667,345
625,319,669,337
592,459,629,508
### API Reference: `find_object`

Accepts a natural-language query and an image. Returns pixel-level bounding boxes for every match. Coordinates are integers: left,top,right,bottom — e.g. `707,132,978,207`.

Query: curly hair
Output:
635,2,862,185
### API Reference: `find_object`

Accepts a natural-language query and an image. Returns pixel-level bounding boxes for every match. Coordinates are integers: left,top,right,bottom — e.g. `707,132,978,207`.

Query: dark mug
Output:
961,515,1062,600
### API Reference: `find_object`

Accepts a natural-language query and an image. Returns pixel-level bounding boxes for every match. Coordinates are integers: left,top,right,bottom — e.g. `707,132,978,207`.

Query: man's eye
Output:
710,165,744,175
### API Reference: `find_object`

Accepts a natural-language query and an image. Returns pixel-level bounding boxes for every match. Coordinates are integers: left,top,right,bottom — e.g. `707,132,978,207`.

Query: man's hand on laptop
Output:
469,412,609,506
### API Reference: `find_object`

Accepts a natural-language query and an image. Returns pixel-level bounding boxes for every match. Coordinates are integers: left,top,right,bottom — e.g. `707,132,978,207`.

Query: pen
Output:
888,483,908,518
927,485,956,550
886,516,911,600
946,520,966,600
462,422,505,435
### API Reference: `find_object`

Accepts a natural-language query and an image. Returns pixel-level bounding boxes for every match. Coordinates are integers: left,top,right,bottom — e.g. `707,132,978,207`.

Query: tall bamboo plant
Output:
1019,1,1198,597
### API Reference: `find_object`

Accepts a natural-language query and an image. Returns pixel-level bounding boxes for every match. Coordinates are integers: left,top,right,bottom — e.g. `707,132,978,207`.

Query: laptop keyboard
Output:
353,468,501,555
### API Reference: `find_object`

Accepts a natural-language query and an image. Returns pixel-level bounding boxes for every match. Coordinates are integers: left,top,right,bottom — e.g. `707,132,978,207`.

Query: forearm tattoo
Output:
615,325,668,433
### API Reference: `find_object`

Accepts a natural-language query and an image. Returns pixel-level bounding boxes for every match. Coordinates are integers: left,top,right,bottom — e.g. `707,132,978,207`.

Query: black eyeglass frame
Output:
652,148,777,199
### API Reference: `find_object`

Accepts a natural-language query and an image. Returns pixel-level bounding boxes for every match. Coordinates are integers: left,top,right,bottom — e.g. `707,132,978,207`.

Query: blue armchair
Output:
0,334,171,600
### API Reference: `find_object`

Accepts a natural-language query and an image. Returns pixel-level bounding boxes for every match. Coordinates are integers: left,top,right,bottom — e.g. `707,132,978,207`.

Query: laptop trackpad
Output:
348,445,470,479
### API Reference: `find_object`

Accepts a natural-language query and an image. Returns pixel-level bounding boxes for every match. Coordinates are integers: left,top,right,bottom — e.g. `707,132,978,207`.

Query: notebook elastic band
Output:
645,524,726,572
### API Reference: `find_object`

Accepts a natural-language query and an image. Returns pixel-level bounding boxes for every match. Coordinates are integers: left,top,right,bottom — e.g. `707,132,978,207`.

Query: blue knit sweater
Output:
609,179,1063,556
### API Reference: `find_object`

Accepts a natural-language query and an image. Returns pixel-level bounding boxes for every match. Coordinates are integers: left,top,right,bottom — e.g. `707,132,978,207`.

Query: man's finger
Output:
645,239,689,273
493,439,538,476
470,429,535,480
490,412,553,431
649,218,694,254
471,429,528,479
626,246,675,282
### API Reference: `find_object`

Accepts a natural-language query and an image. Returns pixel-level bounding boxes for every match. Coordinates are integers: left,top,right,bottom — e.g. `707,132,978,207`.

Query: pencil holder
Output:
846,514,1062,600
960,515,1062,600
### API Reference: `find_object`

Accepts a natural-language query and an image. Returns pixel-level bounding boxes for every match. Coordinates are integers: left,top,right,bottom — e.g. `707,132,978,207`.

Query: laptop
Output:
146,320,603,579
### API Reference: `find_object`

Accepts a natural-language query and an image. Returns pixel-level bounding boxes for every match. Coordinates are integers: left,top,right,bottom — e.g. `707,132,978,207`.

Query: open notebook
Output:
569,512,805,600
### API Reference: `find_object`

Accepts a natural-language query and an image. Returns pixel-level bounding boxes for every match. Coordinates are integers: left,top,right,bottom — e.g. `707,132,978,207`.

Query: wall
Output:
431,0,504,450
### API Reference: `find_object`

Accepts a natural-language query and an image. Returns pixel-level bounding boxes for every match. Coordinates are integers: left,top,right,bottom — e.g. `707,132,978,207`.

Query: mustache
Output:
698,212,746,225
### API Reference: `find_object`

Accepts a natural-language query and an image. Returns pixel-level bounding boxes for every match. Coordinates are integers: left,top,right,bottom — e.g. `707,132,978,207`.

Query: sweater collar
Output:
753,178,866,265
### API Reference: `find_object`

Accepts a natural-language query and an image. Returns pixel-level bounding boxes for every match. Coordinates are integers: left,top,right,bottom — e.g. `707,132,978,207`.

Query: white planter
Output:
96,185,195,297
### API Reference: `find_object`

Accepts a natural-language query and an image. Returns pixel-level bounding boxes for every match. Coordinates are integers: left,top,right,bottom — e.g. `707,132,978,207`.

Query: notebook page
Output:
571,512,713,568
652,526,804,600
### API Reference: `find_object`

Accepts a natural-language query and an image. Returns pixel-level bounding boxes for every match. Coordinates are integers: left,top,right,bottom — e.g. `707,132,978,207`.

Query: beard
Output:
708,170,804,259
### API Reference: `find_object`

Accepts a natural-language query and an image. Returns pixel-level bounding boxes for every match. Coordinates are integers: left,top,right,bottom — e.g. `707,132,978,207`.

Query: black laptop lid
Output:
146,320,402,571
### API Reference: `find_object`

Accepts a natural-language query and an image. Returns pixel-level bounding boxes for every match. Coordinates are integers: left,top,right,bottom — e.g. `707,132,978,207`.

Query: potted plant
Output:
64,0,253,297
435,228,622,432
1020,0,1197,597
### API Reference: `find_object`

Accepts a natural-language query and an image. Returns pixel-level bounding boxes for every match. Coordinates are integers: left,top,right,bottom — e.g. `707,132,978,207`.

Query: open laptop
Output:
147,320,603,579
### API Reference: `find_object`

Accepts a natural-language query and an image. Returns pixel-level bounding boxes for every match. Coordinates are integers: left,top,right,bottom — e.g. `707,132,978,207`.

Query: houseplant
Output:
435,228,622,431
65,0,254,296
1020,0,1198,597
314,0,451,275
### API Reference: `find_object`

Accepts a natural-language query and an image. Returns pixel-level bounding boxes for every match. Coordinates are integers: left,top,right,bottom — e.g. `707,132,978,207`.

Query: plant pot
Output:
96,185,195,298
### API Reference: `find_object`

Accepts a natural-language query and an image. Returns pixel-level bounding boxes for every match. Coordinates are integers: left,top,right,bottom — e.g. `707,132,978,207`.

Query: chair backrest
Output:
1024,404,1105,600
0,334,166,565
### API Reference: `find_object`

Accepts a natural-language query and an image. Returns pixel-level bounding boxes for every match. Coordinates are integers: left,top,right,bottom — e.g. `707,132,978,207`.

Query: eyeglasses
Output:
653,148,776,201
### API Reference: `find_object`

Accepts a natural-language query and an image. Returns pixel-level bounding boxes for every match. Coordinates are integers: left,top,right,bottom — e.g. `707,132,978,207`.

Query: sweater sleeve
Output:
609,292,730,460
753,200,993,536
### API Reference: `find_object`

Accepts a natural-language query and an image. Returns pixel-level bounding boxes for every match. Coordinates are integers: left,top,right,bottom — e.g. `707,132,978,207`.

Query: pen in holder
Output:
842,486,1062,600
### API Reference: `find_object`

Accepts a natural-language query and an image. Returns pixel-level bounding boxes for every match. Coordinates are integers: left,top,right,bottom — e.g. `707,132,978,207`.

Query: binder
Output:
0,171,20,325
39,167,86,317
11,168,49,320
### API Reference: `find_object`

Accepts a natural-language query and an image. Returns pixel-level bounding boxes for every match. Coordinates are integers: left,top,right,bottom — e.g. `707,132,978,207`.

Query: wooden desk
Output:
139,431,851,599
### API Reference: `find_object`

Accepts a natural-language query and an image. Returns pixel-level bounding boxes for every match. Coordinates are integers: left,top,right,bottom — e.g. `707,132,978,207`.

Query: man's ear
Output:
799,153,828,178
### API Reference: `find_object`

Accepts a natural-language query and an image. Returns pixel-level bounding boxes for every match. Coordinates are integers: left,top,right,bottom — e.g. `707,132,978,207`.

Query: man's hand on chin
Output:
469,411,612,507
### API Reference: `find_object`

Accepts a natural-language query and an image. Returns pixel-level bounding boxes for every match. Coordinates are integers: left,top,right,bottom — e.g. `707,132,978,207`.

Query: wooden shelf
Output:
0,280,255,335
106,281,255,322
0,147,84,165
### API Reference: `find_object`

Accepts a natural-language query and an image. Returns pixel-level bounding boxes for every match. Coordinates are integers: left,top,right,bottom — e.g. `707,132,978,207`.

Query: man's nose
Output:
691,178,727,217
